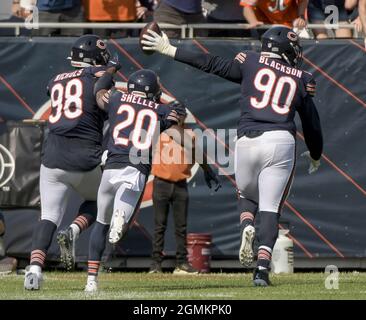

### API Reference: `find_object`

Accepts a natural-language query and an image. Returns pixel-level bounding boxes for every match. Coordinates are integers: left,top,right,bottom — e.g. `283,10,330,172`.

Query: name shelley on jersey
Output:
119,93,160,109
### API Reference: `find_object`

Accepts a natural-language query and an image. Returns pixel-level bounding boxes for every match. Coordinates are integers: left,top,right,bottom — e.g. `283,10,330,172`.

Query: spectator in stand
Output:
203,0,251,37
154,0,206,38
0,0,12,21
19,0,85,36
359,0,366,45
0,1,30,36
240,0,308,29
84,0,150,38
308,0,353,38
345,0,366,41
138,0,158,22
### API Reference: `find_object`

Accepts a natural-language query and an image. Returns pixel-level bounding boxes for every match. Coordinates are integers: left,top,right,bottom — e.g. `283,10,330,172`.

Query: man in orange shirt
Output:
150,115,219,274
240,0,307,29
84,0,150,37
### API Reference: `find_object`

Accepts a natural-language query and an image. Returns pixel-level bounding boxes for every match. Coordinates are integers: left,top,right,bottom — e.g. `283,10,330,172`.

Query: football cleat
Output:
84,280,98,293
253,268,271,287
173,262,199,275
239,225,255,267
24,268,43,290
57,227,76,271
108,209,126,244
148,262,163,274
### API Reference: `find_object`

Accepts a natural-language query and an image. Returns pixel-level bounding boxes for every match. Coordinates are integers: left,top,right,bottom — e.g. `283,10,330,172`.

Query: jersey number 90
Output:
251,68,297,115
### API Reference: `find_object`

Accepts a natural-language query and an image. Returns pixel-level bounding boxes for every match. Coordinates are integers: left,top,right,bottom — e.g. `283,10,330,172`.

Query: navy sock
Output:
30,219,57,268
238,197,258,227
88,222,109,276
257,211,279,269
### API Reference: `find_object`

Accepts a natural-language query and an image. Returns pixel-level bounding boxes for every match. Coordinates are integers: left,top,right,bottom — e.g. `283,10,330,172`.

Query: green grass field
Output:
0,272,365,300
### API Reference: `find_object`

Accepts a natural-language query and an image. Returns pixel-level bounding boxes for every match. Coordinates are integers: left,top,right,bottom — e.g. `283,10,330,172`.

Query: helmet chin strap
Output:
71,60,95,68
130,91,148,98
261,51,293,66
260,52,282,59
281,53,292,66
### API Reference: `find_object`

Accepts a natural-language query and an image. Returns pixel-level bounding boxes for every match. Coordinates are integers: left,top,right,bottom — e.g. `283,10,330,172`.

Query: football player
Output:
85,68,220,293
142,25,323,286
24,35,115,290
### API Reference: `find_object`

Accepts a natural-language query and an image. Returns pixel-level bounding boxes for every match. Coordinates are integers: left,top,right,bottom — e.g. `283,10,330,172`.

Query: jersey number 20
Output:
113,104,158,150
251,68,297,115
49,79,83,123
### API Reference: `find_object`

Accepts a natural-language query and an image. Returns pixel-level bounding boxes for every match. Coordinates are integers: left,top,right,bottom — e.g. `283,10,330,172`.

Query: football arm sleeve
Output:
297,95,323,161
141,29,242,83
164,124,221,191
93,71,114,111
174,48,243,84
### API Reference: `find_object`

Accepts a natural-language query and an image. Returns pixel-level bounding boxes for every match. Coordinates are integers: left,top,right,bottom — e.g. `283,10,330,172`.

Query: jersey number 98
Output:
49,79,83,123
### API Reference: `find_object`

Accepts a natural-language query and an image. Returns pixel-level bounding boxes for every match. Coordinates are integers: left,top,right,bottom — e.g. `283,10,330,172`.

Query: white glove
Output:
301,151,321,174
141,30,177,58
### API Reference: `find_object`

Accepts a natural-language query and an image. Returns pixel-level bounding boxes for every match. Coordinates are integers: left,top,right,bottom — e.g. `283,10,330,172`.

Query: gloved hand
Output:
169,100,187,117
141,30,177,58
301,151,321,174
166,100,187,125
106,54,121,71
204,166,221,192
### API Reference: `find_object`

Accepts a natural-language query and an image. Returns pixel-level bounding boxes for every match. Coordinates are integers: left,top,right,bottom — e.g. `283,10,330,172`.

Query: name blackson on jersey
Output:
259,56,303,78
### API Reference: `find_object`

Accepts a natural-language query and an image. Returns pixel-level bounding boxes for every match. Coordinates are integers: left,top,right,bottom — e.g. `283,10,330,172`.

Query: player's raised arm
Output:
93,58,121,110
141,29,242,83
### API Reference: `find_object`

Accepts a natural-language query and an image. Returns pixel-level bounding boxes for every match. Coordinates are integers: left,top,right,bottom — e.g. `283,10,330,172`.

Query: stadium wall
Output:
0,38,365,268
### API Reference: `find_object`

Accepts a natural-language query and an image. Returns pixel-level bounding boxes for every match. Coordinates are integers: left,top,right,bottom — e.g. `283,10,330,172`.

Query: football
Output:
139,22,162,55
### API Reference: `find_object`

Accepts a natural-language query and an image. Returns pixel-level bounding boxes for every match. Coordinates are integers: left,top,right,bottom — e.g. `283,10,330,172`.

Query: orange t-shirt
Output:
151,130,195,182
240,0,299,27
84,0,136,22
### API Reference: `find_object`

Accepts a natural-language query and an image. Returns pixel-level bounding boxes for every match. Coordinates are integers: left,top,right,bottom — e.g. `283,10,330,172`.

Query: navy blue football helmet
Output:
127,69,162,102
70,34,110,68
261,26,302,68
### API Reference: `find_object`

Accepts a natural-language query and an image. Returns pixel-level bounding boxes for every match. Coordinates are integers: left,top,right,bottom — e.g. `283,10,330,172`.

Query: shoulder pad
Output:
234,50,255,64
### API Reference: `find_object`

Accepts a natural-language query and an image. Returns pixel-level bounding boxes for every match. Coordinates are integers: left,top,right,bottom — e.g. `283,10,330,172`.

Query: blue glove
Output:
106,54,121,71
